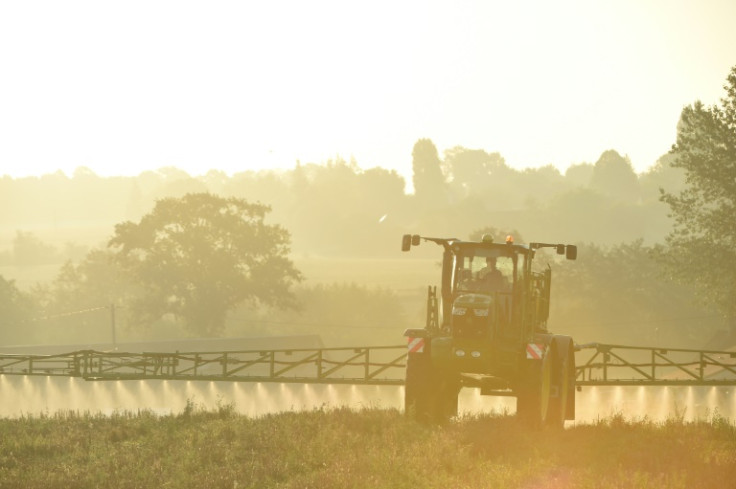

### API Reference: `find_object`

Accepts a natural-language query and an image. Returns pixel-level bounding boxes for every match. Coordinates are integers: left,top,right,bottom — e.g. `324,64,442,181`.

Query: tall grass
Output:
0,406,733,489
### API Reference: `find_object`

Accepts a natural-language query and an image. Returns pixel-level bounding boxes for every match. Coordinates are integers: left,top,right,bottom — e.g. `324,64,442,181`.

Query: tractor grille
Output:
452,307,490,339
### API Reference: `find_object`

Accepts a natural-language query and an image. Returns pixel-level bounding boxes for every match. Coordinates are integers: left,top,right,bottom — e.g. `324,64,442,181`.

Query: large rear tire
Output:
545,341,575,428
405,352,459,423
436,375,460,421
516,343,554,428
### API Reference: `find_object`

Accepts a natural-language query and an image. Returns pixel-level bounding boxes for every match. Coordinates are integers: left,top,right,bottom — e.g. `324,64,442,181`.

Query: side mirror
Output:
556,244,565,255
401,234,412,252
412,234,420,246
566,245,577,260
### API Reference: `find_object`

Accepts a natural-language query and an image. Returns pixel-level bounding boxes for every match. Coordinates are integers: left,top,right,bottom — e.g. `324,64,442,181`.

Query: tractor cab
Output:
454,239,519,295
402,233,575,340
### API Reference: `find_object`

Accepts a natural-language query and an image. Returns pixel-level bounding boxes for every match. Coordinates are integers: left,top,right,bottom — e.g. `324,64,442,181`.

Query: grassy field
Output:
0,406,734,489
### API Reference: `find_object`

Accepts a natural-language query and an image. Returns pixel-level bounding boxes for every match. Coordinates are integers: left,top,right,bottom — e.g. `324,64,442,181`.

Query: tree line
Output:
1,147,680,260
0,66,734,348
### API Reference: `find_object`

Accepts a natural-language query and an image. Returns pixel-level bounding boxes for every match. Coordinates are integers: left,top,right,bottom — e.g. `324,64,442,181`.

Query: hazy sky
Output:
1,1,735,183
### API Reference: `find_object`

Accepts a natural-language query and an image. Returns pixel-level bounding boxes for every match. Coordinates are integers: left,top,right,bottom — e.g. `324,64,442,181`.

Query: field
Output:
1,406,734,489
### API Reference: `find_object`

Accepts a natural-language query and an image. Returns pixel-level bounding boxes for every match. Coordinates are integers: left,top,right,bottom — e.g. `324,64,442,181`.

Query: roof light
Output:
506,235,514,244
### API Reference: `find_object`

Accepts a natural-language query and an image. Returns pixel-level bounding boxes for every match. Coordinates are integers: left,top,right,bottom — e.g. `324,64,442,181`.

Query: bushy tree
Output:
660,66,736,321
0,275,35,345
109,193,302,336
11,231,58,267
552,241,721,347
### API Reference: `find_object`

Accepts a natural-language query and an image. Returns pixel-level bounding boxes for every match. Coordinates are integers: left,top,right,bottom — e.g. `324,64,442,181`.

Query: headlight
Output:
452,307,467,316
455,349,466,357
473,309,489,317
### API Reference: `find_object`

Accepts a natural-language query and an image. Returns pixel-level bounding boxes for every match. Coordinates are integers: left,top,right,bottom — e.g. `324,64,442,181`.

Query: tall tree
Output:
109,193,302,336
660,66,736,322
411,138,446,206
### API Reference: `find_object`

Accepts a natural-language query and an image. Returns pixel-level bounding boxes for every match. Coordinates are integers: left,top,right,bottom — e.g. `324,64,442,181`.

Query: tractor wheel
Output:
545,347,571,429
436,375,460,420
405,352,458,423
405,351,437,422
516,343,554,428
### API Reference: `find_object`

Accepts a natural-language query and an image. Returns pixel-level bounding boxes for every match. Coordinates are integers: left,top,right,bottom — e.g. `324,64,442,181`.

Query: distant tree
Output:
123,180,145,221
544,188,611,243
279,159,408,256
639,153,686,202
0,275,34,345
552,241,722,347
46,249,131,312
12,231,58,266
283,159,363,254
564,163,594,187
659,66,736,322
590,150,640,202
517,165,566,204
202,170,230,195
153,176,208,200
411,138,447,206
443,147,508,198
26,249,130,344
109,193,302,336
224,170,290,222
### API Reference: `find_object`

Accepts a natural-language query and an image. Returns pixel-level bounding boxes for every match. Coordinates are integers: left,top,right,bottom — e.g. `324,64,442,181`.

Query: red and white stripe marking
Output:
407,337,425,353
526,343,547,359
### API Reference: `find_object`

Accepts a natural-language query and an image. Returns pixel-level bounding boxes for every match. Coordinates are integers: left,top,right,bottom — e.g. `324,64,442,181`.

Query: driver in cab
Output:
477,256,507,291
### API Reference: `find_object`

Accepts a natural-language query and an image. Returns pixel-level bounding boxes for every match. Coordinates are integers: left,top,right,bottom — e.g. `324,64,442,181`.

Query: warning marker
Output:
526,343,546,359
408,337,425,353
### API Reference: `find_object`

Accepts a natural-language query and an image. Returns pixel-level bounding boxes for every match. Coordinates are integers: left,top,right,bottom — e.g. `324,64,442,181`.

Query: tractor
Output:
402,233,577,427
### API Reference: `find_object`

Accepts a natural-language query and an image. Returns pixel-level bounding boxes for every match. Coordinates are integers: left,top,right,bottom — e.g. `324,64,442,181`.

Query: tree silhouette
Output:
109,193,301,336
660,66,736,322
